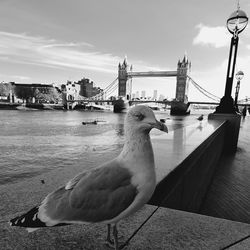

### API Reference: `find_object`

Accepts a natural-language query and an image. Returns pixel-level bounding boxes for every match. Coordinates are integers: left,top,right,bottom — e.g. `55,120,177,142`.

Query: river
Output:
0,108,212,185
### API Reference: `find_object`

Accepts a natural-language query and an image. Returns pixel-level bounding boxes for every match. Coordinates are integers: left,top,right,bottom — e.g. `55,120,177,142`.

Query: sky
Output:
0,0,250,101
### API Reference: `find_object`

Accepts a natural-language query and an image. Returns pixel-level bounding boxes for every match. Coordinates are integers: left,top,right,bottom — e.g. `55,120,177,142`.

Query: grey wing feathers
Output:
65,171,90,190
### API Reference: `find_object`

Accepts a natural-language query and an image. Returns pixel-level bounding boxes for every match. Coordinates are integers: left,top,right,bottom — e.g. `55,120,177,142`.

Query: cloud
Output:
40,42,94,49
0,31,121,73
0,31,174,76
13,75,31,80
193,24,230,48
0,73,31,81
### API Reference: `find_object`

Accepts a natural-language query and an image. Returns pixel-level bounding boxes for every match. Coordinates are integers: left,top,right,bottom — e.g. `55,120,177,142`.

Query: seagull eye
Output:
135,113,145,121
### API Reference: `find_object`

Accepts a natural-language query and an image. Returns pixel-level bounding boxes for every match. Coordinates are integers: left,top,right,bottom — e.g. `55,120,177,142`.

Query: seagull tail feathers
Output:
9,206,47,229
9,206,68,230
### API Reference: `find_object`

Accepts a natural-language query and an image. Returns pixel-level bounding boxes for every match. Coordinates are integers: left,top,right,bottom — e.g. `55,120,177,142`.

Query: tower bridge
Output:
67,55,223,114
117,55,191,114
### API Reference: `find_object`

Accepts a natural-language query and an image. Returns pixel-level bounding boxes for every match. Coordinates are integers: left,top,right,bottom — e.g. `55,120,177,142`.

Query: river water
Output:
0,108,211,186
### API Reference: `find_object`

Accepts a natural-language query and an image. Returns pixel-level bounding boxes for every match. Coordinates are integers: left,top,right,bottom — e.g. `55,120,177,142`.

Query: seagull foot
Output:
105,238,127,250
105,238,114,248
105,224,127,250
105,242,127,250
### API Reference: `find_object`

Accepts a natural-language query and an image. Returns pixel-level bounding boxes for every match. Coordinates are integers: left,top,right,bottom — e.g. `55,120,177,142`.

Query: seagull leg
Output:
112,224,119,250
105,224,121,249
106,224,114,246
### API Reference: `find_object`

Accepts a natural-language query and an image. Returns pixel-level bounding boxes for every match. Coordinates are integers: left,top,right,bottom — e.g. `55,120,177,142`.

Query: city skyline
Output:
0,0,250,101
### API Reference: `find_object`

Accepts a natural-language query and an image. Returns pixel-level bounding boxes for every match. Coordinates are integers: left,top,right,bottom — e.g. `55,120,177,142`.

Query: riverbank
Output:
0,102,21,109
0,102,65,110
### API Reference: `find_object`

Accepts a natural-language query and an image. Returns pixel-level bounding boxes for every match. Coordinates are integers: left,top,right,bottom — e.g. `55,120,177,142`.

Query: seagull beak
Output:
153,119,168,133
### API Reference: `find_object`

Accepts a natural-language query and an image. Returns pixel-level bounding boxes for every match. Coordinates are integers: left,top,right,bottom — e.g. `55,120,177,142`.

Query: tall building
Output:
141,90,146,99
76,78,103,98
153,90,157,100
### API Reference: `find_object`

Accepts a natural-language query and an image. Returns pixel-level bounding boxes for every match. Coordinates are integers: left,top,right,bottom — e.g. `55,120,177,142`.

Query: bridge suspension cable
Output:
187,76,220,102
90,77,118,99
104,82,118,96
102,77,118,93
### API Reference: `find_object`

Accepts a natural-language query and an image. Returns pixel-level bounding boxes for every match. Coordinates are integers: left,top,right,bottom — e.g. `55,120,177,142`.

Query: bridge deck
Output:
127,70,177,78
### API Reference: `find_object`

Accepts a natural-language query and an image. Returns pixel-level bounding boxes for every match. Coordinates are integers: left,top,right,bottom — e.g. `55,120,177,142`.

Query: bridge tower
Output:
175,55,191,103
118,58,131,100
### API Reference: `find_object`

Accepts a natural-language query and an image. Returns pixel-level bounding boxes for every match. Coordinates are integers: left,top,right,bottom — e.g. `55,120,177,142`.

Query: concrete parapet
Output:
150,120,226,213
208,113,241,154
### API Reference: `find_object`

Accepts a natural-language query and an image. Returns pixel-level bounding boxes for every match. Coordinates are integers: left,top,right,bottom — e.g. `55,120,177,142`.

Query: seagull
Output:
9,105,168,250
197,114,204,122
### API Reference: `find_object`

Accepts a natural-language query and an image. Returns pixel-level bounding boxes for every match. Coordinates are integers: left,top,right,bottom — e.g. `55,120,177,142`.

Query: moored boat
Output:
82,120,98,125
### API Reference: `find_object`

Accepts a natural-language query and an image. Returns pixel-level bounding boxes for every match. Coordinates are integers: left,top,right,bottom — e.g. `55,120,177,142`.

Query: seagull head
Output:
125,105,168,134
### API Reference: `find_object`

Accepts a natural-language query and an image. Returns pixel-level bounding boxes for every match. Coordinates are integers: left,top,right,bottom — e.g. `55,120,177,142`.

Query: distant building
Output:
76,78,103,98
13,82,54,88
153,90,157,100
11,82,55,103
60,81,80,107
158,94,165,101
64,81,80,101
141,90,146,99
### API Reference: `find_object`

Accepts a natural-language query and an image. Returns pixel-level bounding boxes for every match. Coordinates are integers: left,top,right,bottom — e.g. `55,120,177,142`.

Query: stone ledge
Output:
127,205,250,250
2,204,250,249
227,237,250,250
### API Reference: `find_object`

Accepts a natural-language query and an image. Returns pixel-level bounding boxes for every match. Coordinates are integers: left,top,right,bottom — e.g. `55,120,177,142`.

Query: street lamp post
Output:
215,7,248,113
234,70,244,112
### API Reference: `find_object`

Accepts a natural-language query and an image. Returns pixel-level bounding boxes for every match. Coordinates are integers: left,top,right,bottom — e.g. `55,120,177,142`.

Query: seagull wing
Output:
38,160,138,225
65,170,91,190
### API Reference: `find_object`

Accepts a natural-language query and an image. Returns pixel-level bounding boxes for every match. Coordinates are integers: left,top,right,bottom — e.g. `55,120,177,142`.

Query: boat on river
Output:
82,120,97,125
82,117,106,125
